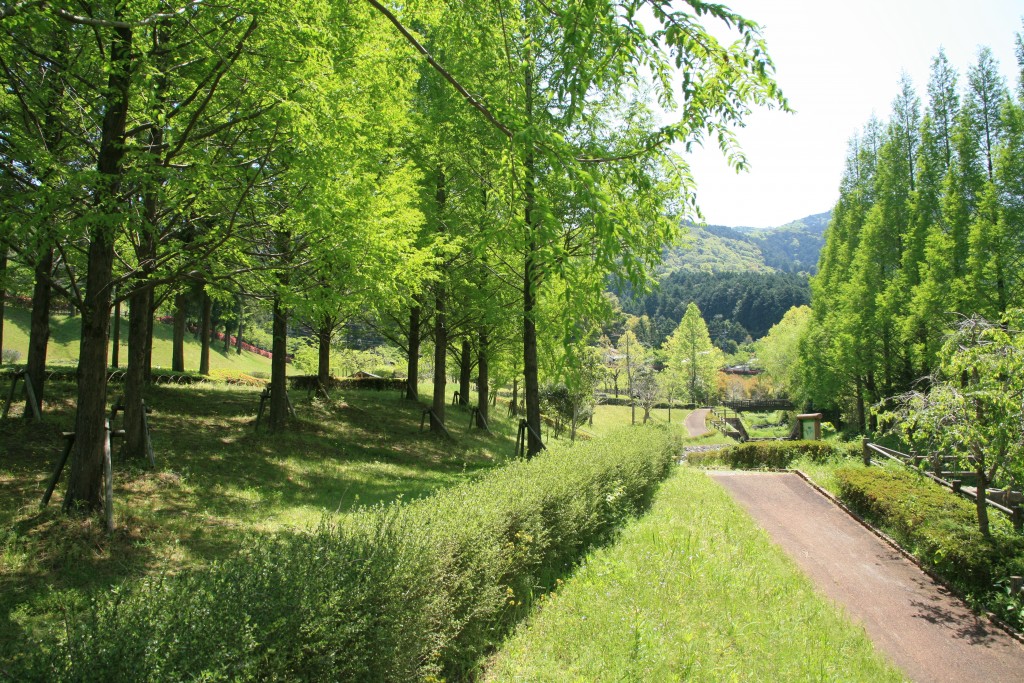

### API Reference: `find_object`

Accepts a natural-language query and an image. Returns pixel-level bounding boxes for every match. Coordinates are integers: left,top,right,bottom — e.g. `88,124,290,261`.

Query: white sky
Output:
682,0,1024,228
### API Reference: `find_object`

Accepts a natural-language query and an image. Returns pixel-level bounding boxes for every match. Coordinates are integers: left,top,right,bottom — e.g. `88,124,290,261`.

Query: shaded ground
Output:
683,408,711,438
709,471,1024,683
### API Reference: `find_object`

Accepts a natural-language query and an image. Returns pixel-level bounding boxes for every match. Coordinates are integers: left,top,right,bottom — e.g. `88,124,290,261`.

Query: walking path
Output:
708,471,1024,683
682,408,711,438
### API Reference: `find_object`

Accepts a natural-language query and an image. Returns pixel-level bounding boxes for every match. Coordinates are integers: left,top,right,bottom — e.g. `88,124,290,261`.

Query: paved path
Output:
709,471,1024,683
682,408,711,438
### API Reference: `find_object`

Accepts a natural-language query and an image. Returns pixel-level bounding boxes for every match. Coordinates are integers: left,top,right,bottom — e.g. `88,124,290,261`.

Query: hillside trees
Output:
804,31,1024,429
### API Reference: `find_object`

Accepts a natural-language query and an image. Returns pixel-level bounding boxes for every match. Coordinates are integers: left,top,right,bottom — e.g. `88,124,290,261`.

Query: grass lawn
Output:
1,305,275,375
0,380,519,658
588,403,703,438
485,465,906,682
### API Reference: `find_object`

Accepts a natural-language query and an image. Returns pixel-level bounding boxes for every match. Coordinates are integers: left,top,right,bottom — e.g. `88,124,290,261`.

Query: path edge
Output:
790,468,1024,646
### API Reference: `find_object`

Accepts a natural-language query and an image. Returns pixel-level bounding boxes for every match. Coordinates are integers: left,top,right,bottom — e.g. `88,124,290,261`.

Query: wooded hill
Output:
658,211,831,276
619,211,828,350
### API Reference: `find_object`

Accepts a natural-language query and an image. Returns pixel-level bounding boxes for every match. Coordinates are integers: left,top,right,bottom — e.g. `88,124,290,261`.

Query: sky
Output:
681,0,1024,229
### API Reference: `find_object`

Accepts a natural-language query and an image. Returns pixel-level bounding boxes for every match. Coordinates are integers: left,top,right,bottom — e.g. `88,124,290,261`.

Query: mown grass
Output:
588,403,710,438
484,466,906,682
0,305,274,375
0,379,518,661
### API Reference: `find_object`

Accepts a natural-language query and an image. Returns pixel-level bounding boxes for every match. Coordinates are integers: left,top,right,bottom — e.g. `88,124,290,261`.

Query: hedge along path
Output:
709,471,1024,683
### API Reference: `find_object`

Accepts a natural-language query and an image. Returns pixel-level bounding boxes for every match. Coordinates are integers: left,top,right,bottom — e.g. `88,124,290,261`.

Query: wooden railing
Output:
862,441,1023,531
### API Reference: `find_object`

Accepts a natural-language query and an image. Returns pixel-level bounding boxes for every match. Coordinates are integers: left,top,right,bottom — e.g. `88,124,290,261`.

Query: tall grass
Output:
485,466,906,682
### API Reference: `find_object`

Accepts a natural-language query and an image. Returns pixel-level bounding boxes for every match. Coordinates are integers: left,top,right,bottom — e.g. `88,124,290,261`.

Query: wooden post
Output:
142,402,155,467
1011,576,1023,596
22,372,41,421
952,479,962,493
1012,506,1023,534
2,372,20,419
41,433,76,507
255,387,269,431
103,420,114,533
861,438,871,467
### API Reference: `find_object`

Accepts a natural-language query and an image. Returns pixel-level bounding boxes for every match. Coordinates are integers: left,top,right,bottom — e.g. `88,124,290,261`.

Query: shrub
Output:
1,348,20,364
688,440,855,469
835,466,1024,625
18,427,678,681
207,369,264,386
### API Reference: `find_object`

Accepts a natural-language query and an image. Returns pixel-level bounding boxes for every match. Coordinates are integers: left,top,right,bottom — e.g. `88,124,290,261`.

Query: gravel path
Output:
709,471,1024,683
682,408,711,438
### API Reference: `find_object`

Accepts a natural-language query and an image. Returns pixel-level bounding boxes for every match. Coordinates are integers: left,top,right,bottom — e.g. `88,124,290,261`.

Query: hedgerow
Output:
18,427,677,682
688,440,856,469
835,466,1024,627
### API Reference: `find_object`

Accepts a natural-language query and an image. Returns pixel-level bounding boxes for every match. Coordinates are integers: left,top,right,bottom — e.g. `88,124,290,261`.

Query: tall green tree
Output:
663,302,722,406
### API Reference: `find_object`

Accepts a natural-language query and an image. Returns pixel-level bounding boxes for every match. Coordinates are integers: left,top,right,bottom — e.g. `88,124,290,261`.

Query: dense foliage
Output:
621,270,810,348
12,427,677,681
802,33,1024,428
688,440,856,470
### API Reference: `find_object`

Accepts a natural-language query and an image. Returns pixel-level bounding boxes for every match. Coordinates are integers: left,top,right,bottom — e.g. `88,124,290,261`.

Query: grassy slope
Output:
486,466,905,682
0,381,519,655
1,305,274,374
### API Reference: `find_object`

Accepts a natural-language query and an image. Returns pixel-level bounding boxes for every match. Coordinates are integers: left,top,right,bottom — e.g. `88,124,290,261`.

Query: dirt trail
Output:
709,471,1024,683
682,408,711,438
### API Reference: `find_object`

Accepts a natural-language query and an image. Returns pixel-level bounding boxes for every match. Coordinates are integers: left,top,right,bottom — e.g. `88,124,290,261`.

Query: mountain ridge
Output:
658,210,831,277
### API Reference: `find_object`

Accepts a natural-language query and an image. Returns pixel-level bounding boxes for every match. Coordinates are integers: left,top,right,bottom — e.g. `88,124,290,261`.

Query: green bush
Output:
835,466,1024,626
19,427,677,682
689,440,855,469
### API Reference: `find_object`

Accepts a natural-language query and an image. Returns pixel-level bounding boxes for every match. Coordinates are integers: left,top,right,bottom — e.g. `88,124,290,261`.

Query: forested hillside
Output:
657,210,830,276
621,271,810,351
620,210,825,351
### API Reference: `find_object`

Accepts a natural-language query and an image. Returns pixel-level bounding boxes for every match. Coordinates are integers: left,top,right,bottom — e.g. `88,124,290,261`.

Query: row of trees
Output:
799,30,1024,429
0,1,785,513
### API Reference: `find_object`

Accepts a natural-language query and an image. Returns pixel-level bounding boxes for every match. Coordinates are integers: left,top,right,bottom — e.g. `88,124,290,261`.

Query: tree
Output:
663,302,722,406
376,0,786,455
755,305,811,399
878,313,1024,538
616,329,646,425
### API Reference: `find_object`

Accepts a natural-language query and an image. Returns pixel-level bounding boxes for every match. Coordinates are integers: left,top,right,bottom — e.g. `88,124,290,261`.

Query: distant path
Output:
709,471,1024,683
682,408,711,438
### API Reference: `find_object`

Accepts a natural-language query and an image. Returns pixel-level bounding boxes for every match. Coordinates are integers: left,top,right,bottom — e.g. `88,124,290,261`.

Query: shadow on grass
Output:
0,379,516,658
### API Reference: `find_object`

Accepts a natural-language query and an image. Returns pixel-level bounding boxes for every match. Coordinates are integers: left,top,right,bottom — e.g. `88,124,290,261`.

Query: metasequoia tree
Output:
373,0,786,454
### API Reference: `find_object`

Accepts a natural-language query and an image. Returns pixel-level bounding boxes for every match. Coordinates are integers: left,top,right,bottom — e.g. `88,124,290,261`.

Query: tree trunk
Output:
0,248,5,365
25,248,53,416
269,295,289,431
431,286,446,432
511,377,518,416
199,288,212,375
523,249,542,456
477,329,489,428
459,339,471,407
235,296,245,355
317,324,332,386
144,297,154,382
110,292,121,368
63,22,132,513
172,292,186,372
405,303,420,400
123,285,152,459
976,454,990,538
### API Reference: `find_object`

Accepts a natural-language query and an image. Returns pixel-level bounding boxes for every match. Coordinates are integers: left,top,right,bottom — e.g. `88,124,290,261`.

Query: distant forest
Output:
620,271,810,351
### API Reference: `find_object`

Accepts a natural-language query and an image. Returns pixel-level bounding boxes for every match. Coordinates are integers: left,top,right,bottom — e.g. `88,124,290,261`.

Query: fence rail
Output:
863,441,1022,528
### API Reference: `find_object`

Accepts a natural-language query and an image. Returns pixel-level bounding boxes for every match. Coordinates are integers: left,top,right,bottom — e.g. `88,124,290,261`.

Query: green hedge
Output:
689,440,855,469
835,466,1024,626
18,427,678,682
